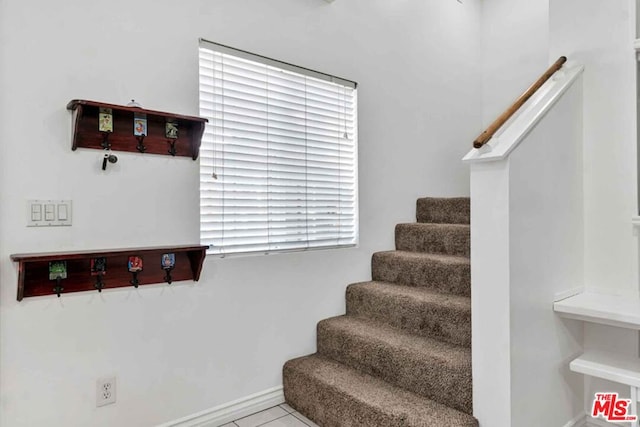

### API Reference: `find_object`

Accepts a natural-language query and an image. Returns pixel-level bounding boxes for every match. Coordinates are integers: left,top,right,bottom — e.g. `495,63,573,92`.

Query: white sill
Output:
205,243,359,259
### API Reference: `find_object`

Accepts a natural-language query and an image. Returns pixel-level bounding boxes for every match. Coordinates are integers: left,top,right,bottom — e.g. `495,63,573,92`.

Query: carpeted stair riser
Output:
395,223,470,257
372,251,471,297
417,197,470,224
317,316,472,414
283,354,478,427
346,281,471,347
283,196,476,426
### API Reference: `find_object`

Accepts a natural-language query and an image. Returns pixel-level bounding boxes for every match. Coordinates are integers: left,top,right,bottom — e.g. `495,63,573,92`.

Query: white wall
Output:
470,76,585,427
0,1,482,426
481,0,550,127
550,0,640,407
550,0,638,297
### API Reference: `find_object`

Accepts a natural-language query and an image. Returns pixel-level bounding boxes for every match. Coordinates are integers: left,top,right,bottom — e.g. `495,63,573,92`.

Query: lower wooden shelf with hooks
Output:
10,245,208,301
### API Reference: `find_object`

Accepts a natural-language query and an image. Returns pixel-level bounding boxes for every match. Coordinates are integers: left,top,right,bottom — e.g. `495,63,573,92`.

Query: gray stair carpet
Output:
283,197,476,427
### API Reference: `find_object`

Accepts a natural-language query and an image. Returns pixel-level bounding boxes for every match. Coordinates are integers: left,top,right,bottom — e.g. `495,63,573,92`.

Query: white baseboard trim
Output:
563,413,587,427
563,413,627,427
584,416,626,427
156,386,285,427
585,417,631,427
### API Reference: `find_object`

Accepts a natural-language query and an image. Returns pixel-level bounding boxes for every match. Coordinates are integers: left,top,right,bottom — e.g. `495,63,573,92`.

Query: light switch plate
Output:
27,200,72,227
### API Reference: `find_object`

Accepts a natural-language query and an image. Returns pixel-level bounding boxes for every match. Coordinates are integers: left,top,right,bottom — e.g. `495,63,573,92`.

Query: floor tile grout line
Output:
278,403,296,414
290,411,313,427
275,403,313,426
253,413,291,427
232,405,282,424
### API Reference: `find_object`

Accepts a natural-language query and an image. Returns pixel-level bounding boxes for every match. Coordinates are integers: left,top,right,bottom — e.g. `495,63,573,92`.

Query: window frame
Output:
198,39,359,257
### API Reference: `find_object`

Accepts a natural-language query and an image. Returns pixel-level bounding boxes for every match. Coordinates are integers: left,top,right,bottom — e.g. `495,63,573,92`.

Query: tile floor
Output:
221,403,319,427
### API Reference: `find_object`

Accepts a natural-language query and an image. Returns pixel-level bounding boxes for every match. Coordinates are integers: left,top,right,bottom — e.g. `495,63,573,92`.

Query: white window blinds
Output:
199,40,358,256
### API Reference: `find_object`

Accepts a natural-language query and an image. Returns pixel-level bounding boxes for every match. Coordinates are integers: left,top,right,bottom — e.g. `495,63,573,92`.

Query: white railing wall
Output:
465,64,585,427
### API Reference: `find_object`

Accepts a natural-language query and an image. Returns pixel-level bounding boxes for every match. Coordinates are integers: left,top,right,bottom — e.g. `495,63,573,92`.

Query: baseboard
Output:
563,413,587,427
563,414,626,427
584,416,626,427
156,386,285,427
585,417,630,427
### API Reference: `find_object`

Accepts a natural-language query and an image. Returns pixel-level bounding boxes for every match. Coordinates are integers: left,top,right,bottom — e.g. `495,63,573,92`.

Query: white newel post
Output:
469,160,512,427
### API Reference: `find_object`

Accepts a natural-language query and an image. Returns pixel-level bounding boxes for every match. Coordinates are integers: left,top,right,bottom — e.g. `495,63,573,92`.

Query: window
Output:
198,40,358,256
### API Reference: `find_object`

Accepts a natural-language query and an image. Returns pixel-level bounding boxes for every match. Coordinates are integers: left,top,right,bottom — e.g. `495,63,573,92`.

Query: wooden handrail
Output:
473,56,567,149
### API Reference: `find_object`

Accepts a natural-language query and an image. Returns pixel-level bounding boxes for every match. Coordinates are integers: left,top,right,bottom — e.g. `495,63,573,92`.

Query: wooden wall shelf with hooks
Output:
66,99,208,160
10,245,208,301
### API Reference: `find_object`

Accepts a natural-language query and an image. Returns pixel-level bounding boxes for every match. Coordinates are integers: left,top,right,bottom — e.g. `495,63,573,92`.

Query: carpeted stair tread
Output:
372,250,470,296
346,281,471,347
417,197,470,224
283,195,476,426
283,354,478,427
317,315,472,413
396,223,470,257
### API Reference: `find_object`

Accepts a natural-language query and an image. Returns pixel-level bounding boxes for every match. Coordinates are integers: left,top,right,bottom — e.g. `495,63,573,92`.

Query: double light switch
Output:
28,200,72,227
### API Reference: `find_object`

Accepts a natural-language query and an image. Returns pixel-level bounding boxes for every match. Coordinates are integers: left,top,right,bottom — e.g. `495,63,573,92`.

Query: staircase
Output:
283,197,476,427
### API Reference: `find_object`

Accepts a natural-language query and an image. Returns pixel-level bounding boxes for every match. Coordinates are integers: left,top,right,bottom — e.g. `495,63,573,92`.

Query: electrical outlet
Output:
96,376,116,407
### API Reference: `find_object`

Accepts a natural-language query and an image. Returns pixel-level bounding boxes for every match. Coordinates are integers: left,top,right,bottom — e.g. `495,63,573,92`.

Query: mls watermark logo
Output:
591,393,638,423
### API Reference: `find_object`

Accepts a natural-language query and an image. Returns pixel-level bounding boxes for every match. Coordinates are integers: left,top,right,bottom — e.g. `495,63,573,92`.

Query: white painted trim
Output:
554,292,640,330
587,417,627,427
633,217,640,237
570,412,628,427
634,38,640,51
563,413,587,427
462,63,585,163
570,351,640,388
555,286,586,302
156,386,285,427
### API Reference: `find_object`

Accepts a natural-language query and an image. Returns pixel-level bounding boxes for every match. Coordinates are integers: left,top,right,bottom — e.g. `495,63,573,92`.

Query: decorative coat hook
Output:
91,257,107,292
166,121,179,156
54,277,64,297
136,137,146,153
134,113,147,153
128,256,143,288
49,261,67,297
95,274,104,292
101,153,118,171
161,253,176,284
100,132,111,150
167,140,177,156
99,108,113,150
